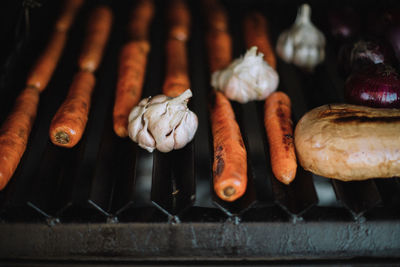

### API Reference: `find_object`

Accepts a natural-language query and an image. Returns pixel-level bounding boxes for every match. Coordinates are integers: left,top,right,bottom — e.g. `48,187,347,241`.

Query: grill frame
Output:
1,220,400,261
0,0,400,262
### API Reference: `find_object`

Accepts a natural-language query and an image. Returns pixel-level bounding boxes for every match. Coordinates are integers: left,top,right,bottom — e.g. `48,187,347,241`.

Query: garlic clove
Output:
128,97,148,123
150,94,169,104
128,114,144,143
136,117,156,152
127,101,148,142
173,112,198,150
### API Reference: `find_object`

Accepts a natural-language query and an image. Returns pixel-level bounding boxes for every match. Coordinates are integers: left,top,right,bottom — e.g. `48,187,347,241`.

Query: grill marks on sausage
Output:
319,107,364,118
319,106,400,123
334,115,400,123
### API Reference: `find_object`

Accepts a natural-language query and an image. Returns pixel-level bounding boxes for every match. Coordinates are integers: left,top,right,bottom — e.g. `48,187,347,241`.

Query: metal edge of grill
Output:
0,0,399,263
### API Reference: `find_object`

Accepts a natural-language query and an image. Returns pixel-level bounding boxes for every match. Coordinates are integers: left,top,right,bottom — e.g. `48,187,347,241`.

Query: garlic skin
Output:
211,46,279,103
128,89,198,153
276,4,325,71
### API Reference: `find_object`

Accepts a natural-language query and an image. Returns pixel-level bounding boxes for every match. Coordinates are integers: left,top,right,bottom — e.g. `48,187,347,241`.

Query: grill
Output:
0,0,400,263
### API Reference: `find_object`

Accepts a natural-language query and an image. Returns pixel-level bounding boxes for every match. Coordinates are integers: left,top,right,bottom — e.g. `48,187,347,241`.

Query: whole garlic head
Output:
128,89,198,153
276,4,325,71
211,46,279,103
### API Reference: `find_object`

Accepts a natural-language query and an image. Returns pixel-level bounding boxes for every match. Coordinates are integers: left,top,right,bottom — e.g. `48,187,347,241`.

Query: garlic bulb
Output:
211,46,279,103
128,89,198,153
276,4,325,71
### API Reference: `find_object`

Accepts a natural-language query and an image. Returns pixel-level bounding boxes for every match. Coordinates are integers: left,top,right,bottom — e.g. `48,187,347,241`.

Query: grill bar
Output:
0,3,84,220
332,180,382,219
375,178,400,208
151,144,196,221
0,0,399,261
91,128,138,216
0,0,396,223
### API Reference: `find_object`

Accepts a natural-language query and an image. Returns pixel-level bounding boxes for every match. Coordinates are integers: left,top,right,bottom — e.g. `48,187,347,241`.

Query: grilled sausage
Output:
294,104,400,181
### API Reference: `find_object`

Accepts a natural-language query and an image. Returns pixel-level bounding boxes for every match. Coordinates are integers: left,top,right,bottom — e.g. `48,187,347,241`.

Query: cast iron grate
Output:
0,0,399,261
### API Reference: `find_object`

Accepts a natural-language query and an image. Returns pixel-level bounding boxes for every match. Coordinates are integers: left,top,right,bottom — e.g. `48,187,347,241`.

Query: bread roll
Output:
294,104,400,181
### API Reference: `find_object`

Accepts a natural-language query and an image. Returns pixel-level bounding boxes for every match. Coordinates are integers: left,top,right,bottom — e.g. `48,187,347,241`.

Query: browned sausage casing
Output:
294,104,400,181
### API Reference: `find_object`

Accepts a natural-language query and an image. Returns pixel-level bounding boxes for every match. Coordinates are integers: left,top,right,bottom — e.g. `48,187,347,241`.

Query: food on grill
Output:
55,0,84,32
49,71,96,147
205,0,247,202
127,0,195,152
113,41,150,138
113,0,154,138
163,39,190,97
203,0,228,32
294,103,400,181
128,89,198,153
27,0,84,91
264,92,297,184
163,0,190,97
26,30,68,91
327,7,361,41
167,0,190,41
210,91,247,201
211,46,278,103
128,0,155,40
243,13,295,183
338,40,395,77
206,31,232,74
50,6,112,147
204,1,231,73
0,87,40,190
243,12,276,69
276,4,325,71
387,24,400,62
78,6,113,72
0,0,82,189
344,64,400,109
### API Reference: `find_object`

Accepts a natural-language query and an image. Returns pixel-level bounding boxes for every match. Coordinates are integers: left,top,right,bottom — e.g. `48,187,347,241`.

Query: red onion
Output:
328,7,360,41
386,26,400,62
367,9,400,38
338,40,395,76
345,64,400,108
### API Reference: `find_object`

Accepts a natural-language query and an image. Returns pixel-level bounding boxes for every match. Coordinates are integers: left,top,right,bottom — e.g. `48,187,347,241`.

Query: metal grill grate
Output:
0,0,399,262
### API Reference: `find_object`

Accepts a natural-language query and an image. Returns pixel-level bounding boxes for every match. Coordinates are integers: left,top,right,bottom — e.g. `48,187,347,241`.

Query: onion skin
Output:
345,64,400,108
387,26,400,62
338,40,395,77
367,8,400,61
367,9,400,38
328,7,360,41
